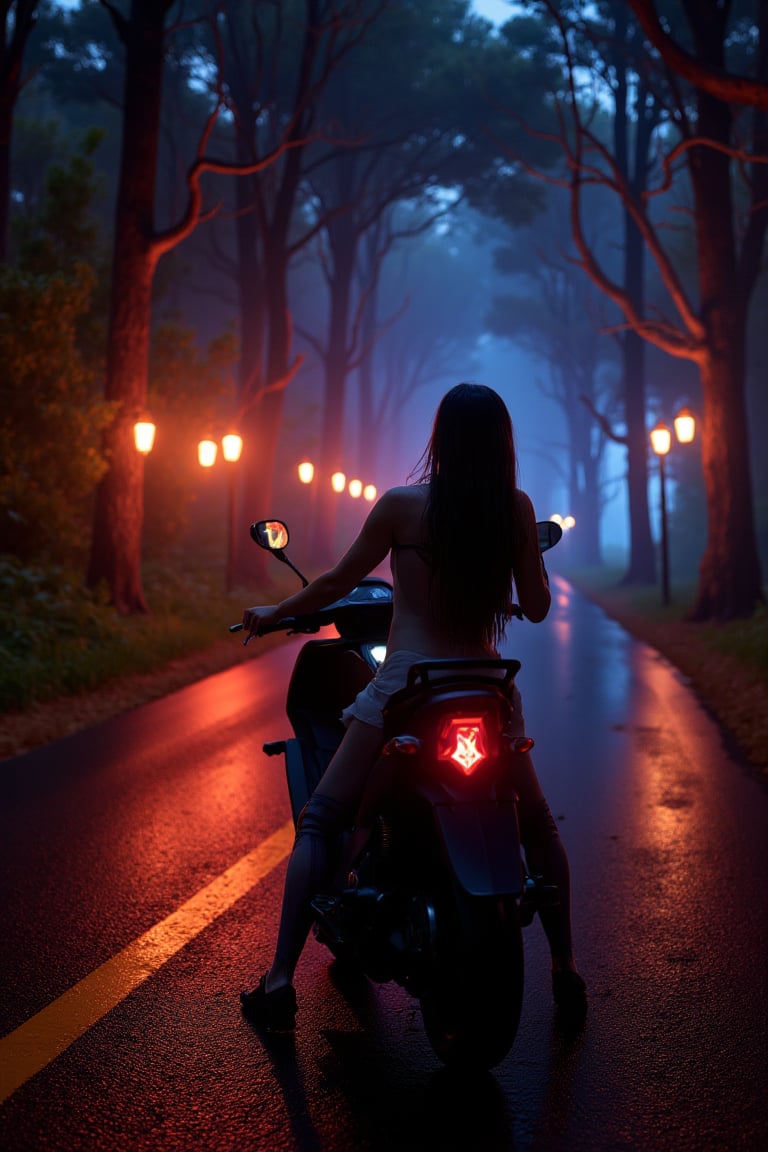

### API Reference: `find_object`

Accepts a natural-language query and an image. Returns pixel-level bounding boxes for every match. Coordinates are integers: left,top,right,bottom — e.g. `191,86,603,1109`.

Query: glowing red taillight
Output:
438,717,488,776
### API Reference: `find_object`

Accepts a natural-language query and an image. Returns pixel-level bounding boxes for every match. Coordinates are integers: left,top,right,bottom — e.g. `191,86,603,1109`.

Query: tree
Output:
361,204,487,480
627,0,768,109
192,0,386,585
486,189,616,566
602,2,662,583
517,0,767,619
0,0,39,260
301,1,477,559
298,0,560,560
142,320,237,560
0,138,113,563
84,0,314,611
509,3,667,583
86,0,189,612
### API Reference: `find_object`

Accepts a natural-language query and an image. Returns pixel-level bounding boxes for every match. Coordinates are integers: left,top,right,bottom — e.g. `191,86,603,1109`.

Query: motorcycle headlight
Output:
363,643,387,668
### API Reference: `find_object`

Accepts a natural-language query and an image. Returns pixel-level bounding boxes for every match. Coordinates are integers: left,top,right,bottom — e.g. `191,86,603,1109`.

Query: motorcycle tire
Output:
419,893,523,1070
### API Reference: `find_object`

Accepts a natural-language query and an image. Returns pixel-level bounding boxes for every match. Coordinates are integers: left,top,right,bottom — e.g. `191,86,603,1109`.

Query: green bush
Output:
0,556,245,712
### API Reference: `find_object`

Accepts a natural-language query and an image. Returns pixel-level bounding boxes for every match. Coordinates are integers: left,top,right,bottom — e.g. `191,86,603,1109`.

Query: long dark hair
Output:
414,383,524,649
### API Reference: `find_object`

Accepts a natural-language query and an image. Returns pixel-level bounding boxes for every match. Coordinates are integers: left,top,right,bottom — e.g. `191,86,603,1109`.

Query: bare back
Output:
386,485,498,658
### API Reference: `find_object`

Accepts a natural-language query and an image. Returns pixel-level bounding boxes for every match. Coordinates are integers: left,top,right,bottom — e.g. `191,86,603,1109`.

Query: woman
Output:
240,383,586,1030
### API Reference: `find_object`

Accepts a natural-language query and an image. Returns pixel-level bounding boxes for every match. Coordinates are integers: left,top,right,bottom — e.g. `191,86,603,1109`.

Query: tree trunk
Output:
0,88,11,263
311,218,357,567
692,306,762,619
356,224,381,475
688,82,764,619
579,450,602,566
621,325,655,583
87,235,154,610
232,167,265,588
565,375,602,568
87,1,168,613
234,231,293,586
613,14,656,585
0,0,37,263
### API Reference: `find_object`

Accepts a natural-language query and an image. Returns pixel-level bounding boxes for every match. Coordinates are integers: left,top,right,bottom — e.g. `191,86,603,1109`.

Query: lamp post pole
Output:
649,408,695,607
222,434,243,594
198,433,243,593
658,450,670,606
226,464,237,594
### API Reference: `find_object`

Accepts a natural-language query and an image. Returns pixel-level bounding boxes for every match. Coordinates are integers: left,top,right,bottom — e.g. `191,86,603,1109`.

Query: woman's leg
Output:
512,750,579,974
264,718,385,993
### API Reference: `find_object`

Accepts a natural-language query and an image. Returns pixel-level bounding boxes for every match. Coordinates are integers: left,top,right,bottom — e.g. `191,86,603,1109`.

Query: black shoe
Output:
552,970,587,1029
240,975,297,1032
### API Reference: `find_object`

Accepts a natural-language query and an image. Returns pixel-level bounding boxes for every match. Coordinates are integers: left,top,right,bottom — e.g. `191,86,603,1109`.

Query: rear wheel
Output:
419,893,523,1069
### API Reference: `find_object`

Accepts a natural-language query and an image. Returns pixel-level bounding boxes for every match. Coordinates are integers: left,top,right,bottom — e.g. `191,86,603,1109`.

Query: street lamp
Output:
133,416,156,454
331,471,346,493
198,438,218,467
673,407,695,444
198,433,242,467
197,433,244,591
650,408,696,606
221,433,243,463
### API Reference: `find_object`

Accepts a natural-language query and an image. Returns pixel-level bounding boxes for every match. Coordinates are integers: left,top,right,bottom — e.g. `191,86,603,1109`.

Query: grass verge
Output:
0,556,294,760
0,556,249,712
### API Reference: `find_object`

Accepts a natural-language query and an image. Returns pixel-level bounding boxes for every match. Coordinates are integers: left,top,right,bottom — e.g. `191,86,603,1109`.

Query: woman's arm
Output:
243,490,397,637
512,489,551,623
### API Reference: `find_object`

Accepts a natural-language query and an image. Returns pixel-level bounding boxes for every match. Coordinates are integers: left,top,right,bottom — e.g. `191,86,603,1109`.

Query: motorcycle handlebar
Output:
231,601,524,636
229,617,304,644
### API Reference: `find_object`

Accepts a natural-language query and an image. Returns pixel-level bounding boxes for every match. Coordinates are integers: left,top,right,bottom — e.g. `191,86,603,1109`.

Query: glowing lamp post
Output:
221,433,243,463
650,409,696,606
198,438,218,468
331,471,346,494
650,422,671,606
198,433,242,468
198,433,244,591
363,484,377,502
298,461,315,485
222,434,243,592
673,407,695,445
133,418,156,455
348,478,363,499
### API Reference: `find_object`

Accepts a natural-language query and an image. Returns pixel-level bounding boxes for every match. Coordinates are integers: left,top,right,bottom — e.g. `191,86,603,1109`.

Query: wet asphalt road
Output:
1,577,767,1151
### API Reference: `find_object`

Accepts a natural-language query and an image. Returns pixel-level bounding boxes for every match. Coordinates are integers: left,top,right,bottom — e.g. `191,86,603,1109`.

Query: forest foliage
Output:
0,0,766,629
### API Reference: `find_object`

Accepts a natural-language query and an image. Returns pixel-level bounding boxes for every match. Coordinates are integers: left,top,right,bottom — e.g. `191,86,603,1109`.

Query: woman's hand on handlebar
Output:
242,604,282,644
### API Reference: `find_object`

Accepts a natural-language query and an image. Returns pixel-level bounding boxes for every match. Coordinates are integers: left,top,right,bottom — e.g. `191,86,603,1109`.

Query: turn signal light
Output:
439,717,487,776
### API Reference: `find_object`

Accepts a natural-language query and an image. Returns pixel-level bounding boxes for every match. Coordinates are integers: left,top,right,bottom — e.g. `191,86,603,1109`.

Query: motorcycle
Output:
232,517,563,1068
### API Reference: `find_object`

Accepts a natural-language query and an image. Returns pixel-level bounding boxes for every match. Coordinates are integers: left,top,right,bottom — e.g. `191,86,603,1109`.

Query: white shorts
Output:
341,648,524,731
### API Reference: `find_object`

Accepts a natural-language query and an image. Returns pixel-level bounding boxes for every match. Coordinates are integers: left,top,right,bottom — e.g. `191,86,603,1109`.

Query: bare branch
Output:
626,0,768,109
579,393,628,446
236,354,307,419
97,0,128,41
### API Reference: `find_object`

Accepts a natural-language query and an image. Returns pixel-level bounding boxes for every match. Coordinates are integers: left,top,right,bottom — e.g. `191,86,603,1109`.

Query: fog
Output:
13,0,768,597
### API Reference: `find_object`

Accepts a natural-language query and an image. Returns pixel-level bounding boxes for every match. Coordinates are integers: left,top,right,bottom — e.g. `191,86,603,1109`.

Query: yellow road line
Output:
0,820,294,1105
